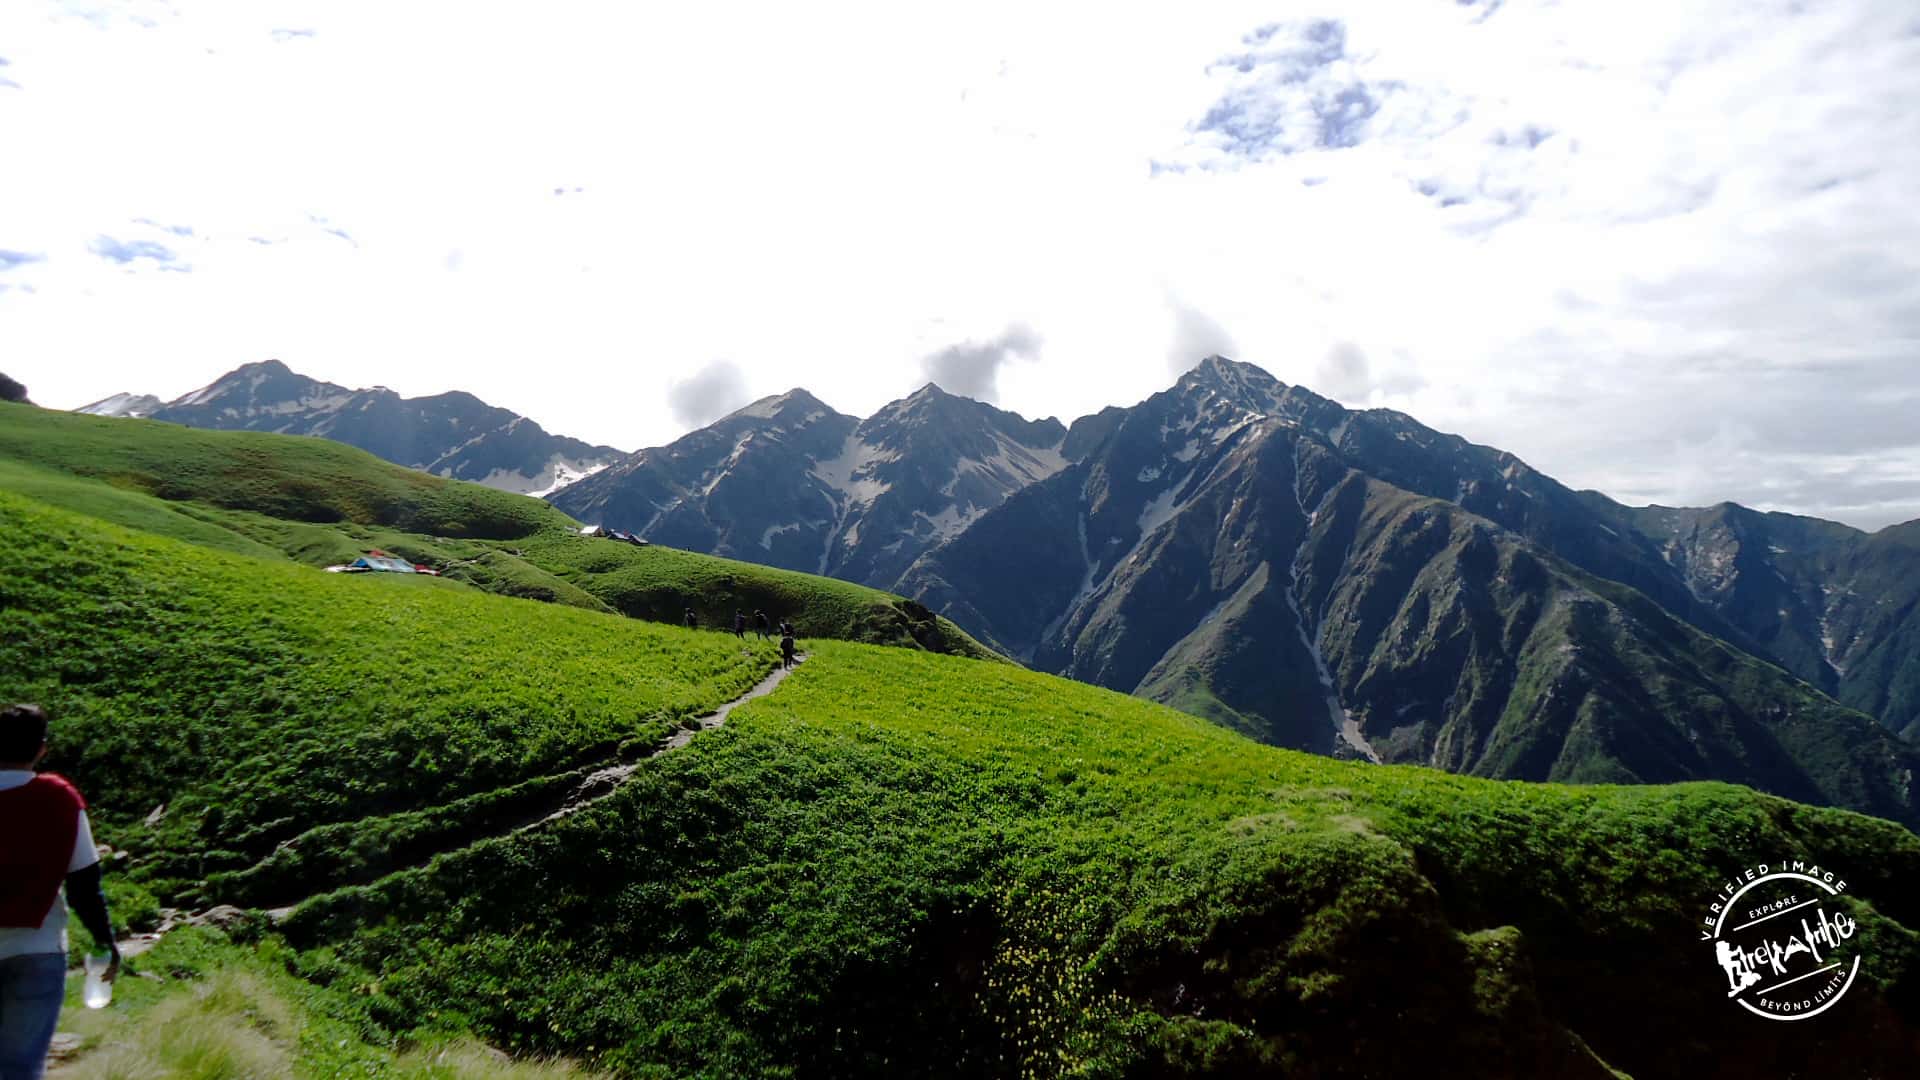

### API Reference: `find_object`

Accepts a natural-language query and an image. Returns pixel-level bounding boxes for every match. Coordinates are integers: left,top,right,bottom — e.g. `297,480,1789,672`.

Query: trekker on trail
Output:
683,607,697,630
732,610,746,639
780,632,797,670
753,610,770,640
1,703,118,1080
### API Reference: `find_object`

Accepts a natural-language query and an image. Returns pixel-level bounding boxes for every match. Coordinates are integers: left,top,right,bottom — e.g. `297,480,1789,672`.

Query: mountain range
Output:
549,383,1073,587
68,355,1920,825
80,360,620,496
547,357,1920,826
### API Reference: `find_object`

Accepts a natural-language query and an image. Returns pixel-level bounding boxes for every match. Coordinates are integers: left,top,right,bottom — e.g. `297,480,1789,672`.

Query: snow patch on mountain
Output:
918,504,984,543
1291,442,1380,763
473,458,608,497
811,436,892,505
76,392,163,418
704,433,759,496
1137,486,1185,539
761,522,803,549
1038,512,1104,654
526,460,609,499
810,436,895,574
253,391,355,416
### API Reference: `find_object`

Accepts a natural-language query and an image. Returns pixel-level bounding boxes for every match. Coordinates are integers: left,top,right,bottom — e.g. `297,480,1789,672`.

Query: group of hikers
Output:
682,606,799,669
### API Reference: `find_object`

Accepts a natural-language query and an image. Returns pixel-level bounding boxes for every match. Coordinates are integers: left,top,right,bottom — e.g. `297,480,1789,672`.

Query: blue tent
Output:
349,554,418,574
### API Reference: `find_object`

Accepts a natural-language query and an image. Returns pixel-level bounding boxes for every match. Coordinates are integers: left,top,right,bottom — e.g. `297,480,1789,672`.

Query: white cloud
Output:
0,0,1916,528
667,360,751,428
921,323,1042,403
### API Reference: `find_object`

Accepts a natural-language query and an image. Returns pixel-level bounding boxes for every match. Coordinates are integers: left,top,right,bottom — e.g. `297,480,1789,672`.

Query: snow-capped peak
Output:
76,392,164,418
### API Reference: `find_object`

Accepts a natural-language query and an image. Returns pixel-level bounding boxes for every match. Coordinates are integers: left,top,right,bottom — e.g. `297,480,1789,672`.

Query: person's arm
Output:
67,810,120,978
66,863,119,970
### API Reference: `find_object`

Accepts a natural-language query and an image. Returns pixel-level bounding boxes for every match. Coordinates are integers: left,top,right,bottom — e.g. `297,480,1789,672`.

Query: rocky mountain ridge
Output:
79,360,619,496
554,355,1918,825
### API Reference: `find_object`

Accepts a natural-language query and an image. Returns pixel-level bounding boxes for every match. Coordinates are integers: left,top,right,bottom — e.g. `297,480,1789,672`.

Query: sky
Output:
2,1,1918,529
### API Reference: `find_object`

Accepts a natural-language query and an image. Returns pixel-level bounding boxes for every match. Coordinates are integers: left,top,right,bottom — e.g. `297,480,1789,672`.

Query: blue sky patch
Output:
89,235,181,266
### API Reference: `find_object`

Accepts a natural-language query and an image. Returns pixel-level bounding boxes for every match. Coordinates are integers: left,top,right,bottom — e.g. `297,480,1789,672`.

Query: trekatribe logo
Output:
1702,859,1862,1021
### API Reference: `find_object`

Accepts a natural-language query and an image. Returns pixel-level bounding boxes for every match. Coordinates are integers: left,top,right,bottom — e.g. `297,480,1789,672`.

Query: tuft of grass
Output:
53,930,596,1079
57,968,296,1080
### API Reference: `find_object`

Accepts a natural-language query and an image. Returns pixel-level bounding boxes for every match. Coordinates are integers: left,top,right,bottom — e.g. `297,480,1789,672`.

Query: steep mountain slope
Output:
546,388,860,570
899,358,1920,824
550,383,1069,586
87,358,619,495
10,486,1919,1077
1588,499,1920,742
0,402,996,658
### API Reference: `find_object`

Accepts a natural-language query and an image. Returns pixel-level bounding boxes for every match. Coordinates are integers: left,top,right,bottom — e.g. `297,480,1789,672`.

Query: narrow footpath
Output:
51,654,812,1074
533,651,807,827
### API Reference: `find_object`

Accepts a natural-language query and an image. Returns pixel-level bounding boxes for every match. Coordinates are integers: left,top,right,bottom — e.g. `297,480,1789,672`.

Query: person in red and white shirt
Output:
0,704,118,1080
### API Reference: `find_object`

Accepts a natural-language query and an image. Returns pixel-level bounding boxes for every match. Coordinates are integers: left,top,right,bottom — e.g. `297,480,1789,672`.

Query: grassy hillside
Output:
0,403,996,656
0,400,567,538
283,642,1920,1078
0,489,777,903
6,482,1917,1077
504,530,995,658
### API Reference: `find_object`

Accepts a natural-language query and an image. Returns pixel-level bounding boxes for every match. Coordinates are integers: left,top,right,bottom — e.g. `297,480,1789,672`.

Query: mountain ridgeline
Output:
83,359,620,496
555,357,1920,828
549,383,1074,587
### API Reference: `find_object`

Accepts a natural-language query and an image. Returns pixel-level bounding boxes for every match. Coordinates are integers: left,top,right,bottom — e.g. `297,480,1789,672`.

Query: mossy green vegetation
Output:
284,641,1920,1077
0,402,567,539
505,529,997,658
0,490,774,902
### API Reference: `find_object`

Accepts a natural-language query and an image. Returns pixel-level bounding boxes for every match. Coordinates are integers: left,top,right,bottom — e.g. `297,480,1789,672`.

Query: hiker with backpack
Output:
753,610,770,640
732,610,747,639
683,607,697,630
1,703,118,1080
780,631,797,670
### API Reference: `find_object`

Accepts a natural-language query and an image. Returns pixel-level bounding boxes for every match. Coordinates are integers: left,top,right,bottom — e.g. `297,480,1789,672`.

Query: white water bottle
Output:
83,952,112,1009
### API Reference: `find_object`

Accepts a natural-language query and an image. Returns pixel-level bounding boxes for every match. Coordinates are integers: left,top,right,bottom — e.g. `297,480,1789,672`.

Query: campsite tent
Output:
349,554,419,574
